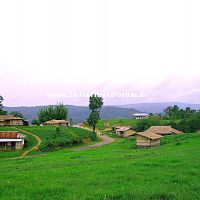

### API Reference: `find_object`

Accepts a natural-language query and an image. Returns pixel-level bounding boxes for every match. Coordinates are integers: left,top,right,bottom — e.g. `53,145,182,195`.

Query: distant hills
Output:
4,105,139,124
116,102,200,113
4,102,200,124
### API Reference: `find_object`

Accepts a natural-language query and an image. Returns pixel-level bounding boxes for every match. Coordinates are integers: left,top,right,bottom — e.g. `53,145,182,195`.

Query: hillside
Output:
4,105,139,124
0,126,96,158
117,102,200,113
1,133,200,199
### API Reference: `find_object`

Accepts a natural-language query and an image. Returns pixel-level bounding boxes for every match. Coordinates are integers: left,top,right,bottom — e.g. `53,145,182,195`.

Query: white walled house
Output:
133,113,149,119
0,131,25,150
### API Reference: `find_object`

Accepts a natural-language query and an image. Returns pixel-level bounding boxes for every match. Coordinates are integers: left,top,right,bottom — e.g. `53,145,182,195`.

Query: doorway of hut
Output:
11,142,16,150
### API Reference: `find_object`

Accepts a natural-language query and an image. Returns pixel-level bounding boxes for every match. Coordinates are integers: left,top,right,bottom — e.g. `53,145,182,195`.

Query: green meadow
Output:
0,131,200,200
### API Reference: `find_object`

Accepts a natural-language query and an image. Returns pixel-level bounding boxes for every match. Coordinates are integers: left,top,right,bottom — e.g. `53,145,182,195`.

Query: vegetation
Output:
21,126,96,152
163,105,200,133
9,111,24,118
87,95,103,132
38,103,68,124
164,105,197,119
172,115,200,133
0,95,7,115
32,119,40,125
85,118,173,132
0,133,200,199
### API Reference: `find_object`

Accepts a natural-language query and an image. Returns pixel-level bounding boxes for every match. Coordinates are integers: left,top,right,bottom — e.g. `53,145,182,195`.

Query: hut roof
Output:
115,126,132,132
0,131,25,139
171,128,183,134
136,131,163,140
133,113,149,117
0,115,23,121
147,126,182,135
43,119,69,124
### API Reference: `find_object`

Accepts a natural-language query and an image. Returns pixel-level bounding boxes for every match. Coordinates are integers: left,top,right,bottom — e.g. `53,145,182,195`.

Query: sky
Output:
0,0,200,106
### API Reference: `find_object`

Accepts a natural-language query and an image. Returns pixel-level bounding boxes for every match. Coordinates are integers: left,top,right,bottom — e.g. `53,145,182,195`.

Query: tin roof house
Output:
0,131,25,150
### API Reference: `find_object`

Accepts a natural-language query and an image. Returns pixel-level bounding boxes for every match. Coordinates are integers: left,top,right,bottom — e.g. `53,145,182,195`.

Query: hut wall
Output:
0,142,6,150
15,141,23,150
150,139,160,147
12,120,24,126
59,123,68,126
0,121,5,126
136,135,151,147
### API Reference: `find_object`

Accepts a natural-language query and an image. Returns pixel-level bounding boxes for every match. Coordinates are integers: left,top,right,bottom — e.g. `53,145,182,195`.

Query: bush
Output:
39,127,96,152
135,117,160,132
169,115,200,133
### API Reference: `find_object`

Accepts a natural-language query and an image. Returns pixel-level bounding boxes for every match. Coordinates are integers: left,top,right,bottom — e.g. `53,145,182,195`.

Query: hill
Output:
0,126,96,158
4,105,139,124
116,102,200,113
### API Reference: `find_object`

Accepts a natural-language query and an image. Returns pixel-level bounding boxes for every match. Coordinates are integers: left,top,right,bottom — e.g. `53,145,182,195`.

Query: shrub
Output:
39,127,96,152
135,117,160,132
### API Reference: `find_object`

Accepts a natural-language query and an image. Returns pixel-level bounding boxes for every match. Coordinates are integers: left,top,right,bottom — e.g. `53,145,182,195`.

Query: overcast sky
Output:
0,0,200,106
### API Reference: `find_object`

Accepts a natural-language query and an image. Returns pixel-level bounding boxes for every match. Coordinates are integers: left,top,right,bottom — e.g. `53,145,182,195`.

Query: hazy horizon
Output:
1,0,200,106
3,101,200,108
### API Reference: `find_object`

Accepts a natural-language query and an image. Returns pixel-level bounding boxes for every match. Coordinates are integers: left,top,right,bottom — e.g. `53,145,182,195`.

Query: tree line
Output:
32,104,68,125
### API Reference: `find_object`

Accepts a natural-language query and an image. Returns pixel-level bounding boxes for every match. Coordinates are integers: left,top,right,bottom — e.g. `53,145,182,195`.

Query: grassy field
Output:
0,132,200,200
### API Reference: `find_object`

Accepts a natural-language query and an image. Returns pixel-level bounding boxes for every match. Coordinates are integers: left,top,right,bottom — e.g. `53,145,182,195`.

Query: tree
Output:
135,118,160,132
0,95,7,115
32,119,39,126
38,103,68,124
87,94,103,133
164,106,172,118
10,111,24,118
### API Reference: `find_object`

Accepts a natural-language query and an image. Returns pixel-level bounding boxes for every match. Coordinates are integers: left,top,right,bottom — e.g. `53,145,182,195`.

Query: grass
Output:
0,132,200,199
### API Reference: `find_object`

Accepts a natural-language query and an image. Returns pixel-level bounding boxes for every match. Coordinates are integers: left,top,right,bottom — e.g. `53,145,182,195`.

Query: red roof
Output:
0,131,25,139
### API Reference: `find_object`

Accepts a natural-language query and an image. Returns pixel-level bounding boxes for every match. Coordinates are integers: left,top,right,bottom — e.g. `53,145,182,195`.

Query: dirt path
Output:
74,126,115,151
14,128,42,158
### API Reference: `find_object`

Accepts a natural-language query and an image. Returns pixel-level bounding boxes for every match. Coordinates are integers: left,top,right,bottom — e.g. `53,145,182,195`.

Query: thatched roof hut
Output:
115,126,136,137
0,115,24,126
147,126,182,135
136,131,162,148
43,119,69,126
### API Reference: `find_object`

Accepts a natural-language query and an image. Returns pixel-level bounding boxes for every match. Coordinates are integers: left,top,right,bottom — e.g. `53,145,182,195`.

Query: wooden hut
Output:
136,131,162,148
147,126,182,136
115,126,136,137
43,119,69,126
0,115,24,126
0,131,25,150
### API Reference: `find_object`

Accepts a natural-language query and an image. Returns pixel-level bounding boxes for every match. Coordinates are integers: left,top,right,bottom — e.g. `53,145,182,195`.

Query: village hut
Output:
147,126,182,135
136,131,162,148
115,126,136,137
0,131,25,150
0,115,24,126
43,119,69,126
112,125,122,132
